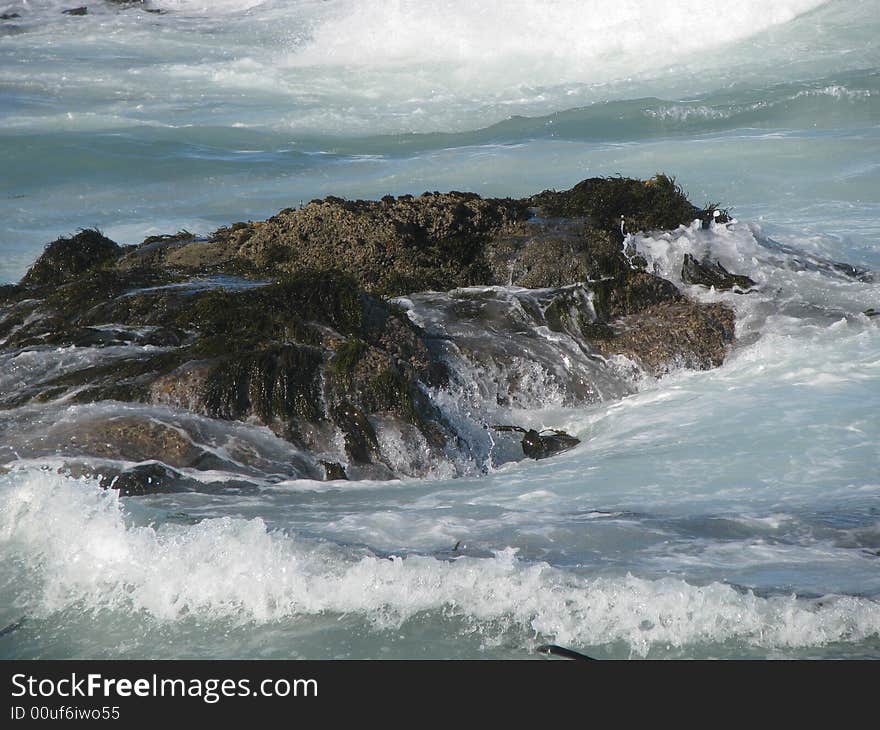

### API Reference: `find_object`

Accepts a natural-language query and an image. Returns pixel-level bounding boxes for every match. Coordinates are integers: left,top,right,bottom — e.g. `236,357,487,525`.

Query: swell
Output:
4,69,876,188
4,0,872,138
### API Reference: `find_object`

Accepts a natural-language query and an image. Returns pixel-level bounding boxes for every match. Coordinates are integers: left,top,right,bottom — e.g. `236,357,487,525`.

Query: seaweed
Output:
203,343,324,424
330,338,368,379
21,229,122,288
530,174,702,233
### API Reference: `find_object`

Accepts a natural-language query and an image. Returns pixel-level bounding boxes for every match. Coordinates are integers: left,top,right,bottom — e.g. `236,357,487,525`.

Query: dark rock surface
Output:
1,176,739,483
681,253,756,291
495,426,581,460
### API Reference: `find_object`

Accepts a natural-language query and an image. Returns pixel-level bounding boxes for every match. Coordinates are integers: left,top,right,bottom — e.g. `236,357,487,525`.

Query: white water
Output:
1,0,879,659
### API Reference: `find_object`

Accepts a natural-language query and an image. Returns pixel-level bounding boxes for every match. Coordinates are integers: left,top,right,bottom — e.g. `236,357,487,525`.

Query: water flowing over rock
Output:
0,176,737,484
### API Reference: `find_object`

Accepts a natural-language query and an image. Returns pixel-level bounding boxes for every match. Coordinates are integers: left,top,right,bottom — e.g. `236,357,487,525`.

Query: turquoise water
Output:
0,0,879,659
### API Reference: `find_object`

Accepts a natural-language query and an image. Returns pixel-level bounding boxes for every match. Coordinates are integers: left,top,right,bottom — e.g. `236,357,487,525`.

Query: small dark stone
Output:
700,209,731,229
681,253,756,291
1,12,21,19
63,7,88,15
0,617,26,638
832,262,873,282
536,644,596,661
521,429,581,460
864,308,878,318
321,461,348,481
99,463,189,496
496,425,580,460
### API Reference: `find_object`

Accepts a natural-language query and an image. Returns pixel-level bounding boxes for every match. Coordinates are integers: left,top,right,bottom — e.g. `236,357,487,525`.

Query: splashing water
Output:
1,0,879,658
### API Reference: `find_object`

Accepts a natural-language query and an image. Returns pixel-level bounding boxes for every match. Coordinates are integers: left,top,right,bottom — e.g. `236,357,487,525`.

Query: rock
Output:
699,208,731,229
215,192,528,297
1,12,21,20
864,308,878,318
331,402,381,465
681,253,756,291
2,176,761,481
522,429,581,460
70,417,206,467
831,262,873,282
321,461,348,481
495,425,581,460
98,462,189,496
62,7,88,15
21,229,121,288
590,301,735,374
529,174,705,232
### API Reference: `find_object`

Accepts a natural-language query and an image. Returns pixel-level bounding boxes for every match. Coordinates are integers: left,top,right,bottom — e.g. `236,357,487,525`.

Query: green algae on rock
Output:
0,176,739,482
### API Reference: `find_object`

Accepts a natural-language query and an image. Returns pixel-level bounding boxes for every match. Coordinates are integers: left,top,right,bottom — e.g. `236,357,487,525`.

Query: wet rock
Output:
211,192,528,296
495,426,581,460
591,301,735,374
0,617,26,638
2,176,767,480
831,261,874,283
536,644,596,661
104,2,168,15
0,284,22,304
1,13,21,20
62,7,88,16
21,229,121,288
149,360,215,413
321,461,348,481
98,462,189,496
19,352,185,407
484,218,597,288
331,402,380,465
52,416,208,468
681,253,756,291
203,343,325,423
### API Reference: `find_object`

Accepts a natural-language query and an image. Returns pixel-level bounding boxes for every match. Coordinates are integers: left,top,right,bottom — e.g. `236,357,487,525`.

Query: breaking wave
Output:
3,469,879,657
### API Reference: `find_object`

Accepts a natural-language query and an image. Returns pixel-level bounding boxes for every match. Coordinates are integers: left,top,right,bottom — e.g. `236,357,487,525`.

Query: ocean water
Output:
1,0,879,659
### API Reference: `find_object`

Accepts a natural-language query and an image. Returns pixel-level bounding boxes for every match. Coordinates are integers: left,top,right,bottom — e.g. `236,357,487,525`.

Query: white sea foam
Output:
2,470,879,656
292,0,828,74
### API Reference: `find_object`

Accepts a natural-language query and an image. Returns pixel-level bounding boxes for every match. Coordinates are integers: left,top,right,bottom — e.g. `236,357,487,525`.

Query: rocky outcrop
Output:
20,229,121,287
1,176,737,482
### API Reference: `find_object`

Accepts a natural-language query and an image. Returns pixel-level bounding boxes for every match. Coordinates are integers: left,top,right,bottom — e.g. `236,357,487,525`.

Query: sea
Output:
0,0,878,659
